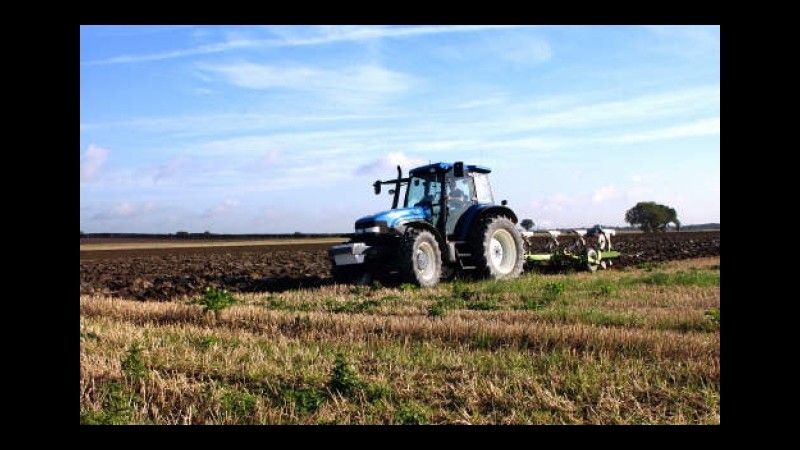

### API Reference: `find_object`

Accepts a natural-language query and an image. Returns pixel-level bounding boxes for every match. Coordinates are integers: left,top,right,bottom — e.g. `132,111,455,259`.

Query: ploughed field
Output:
80,231,719,301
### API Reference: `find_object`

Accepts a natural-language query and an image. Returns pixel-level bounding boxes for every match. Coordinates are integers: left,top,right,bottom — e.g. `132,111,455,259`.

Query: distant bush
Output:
175,231,189,239
625,201,680,232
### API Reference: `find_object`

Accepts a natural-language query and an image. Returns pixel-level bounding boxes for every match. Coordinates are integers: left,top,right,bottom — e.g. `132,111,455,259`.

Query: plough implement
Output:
522,225,621,272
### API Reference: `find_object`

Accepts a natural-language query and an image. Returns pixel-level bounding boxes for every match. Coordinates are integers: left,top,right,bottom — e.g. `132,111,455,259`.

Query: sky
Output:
80,25,720,233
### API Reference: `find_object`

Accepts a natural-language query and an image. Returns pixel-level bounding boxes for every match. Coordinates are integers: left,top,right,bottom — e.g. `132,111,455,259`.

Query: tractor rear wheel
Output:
470,216,524,280
398,228,442,287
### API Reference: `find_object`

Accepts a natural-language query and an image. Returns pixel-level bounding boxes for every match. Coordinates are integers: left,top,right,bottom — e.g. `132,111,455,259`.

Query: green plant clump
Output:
193,287,237,314
328,353,362,396
121,342,148,382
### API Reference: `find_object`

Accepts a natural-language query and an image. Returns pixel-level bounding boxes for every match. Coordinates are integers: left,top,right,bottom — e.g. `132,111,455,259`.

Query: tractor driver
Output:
446,178,468,205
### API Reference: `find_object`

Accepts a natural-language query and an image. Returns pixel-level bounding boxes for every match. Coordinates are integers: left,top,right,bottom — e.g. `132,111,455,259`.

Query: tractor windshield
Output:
405,173,443,208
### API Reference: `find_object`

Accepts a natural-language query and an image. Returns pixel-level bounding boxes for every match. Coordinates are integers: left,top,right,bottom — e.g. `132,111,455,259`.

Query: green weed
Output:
399,283,418,292
705,308,720,330
220,390,257,419
196,336,219,351
396,402,429,425
121,342,147,382
80,381,134,425
192,287,237,314
328,353,362,396
280,387,326,414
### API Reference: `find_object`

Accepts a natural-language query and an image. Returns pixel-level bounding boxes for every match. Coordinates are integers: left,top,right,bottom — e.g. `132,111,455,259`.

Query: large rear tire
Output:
470,216,524,280
398,228,442,287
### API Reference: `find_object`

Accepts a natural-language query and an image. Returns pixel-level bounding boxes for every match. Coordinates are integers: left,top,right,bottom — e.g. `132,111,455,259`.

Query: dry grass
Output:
80,257,720,424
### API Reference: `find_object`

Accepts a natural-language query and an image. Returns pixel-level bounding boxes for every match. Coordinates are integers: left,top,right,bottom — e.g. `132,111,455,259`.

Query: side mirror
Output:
373,181,381,195
501,200,508,206
453,161,464,178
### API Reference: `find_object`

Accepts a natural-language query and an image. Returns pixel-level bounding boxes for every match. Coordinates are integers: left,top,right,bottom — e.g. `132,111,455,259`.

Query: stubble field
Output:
80,231,719,424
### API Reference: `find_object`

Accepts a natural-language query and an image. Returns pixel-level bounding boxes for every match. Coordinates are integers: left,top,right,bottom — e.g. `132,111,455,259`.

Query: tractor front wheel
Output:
398,228,442,287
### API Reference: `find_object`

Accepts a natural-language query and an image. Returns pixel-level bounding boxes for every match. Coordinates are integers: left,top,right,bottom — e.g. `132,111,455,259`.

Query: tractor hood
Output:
354,207,431,233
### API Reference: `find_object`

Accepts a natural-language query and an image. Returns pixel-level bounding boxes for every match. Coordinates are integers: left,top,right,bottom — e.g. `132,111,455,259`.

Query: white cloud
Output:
592,186,617,204
153,157,192,183
199,62,414,104
644,25,720,58
498,36,552,65
202,199,239,218
80,144,109,182
530,193,569,213
245,150,280,172
511,87,720,132
611,118,719,144
93,201,156,220
355,152,426,176
84,25,524,65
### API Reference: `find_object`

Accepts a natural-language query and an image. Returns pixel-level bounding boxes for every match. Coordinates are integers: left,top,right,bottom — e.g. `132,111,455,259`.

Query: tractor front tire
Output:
470,216,525,280
398,228,442,287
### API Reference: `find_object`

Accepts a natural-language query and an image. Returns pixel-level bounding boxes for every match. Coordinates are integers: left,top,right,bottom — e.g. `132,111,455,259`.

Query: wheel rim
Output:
489,229,516,274
416,242,436,281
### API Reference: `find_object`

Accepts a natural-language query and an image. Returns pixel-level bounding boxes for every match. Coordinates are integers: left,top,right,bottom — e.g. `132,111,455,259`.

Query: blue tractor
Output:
329,161,525,287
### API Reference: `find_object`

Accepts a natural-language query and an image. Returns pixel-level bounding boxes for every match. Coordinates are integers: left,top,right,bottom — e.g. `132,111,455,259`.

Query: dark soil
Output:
80,231,719,301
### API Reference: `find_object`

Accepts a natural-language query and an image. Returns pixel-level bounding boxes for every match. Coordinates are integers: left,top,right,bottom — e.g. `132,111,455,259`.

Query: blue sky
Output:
80,25,720,233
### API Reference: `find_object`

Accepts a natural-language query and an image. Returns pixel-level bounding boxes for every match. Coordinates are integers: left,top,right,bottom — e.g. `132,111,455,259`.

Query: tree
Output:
625,202,680,232
520,219,535,231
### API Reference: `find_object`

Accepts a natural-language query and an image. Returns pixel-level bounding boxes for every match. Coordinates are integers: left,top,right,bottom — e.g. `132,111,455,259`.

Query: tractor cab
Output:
405,162,493,237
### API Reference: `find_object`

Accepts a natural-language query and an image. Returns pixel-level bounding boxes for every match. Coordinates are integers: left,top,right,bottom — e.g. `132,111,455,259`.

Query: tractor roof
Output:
408,162,491,176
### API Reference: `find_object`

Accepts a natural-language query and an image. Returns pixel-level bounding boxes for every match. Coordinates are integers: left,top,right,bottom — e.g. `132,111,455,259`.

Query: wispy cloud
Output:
199,62,414,104
644,25,720,58
607,118,720,144
495,35,552,65
92,201,156,220
505,86,720,132
202,199,239,218
152,157,192,184
80,144,109,182
356,152,426,176
592,186,617,204
84,25,524,65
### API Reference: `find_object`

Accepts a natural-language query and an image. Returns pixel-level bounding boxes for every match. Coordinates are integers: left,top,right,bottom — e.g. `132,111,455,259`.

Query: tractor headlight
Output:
356,226,382,234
